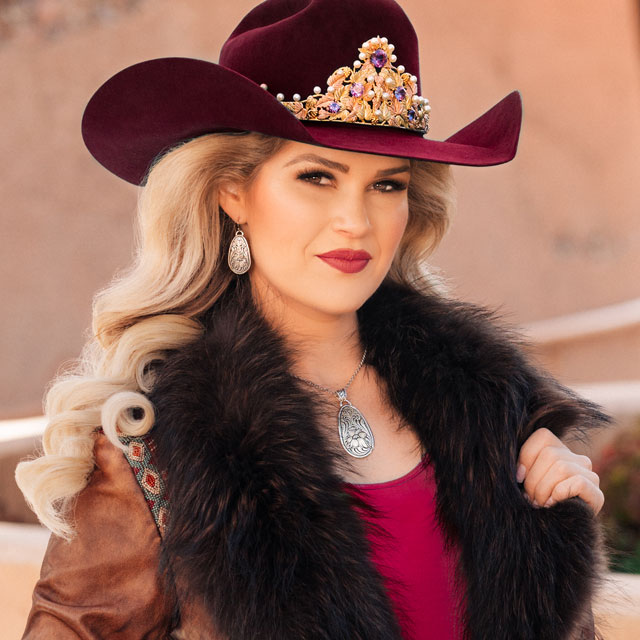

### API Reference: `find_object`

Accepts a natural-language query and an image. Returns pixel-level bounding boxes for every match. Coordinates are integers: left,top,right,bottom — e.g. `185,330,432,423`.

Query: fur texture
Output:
148,277,611,639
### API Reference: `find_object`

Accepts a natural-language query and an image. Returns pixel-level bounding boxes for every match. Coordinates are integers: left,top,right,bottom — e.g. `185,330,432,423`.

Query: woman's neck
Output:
249,281,365,390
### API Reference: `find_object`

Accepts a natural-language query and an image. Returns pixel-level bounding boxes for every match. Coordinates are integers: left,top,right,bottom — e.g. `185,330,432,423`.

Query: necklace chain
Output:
293,348,367,397
293,347,374,458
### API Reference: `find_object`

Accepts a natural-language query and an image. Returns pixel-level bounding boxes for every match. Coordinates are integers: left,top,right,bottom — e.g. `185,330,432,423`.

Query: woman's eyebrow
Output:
283,153,410,176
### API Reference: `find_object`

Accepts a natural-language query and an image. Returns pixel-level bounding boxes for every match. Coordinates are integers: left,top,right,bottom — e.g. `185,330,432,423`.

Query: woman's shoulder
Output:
22,430,176,638
74,430,165,539
93,428,169,536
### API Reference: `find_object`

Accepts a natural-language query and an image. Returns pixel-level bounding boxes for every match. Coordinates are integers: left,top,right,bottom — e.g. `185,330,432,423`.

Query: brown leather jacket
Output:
22,434,212,639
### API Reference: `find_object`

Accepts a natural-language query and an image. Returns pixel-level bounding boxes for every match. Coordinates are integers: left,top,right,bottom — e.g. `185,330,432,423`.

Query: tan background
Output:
1,2,639,638
1,0,639,419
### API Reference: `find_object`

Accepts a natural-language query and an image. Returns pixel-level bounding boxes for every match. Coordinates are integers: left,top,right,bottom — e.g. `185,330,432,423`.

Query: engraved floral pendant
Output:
228,229,251,274
337,390,375,458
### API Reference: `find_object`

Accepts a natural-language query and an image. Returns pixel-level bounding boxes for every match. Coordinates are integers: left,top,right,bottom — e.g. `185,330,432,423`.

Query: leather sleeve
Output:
22,433,177,639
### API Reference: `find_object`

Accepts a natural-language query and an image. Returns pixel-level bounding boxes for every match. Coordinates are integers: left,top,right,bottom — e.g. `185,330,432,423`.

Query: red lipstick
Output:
316,249,372,274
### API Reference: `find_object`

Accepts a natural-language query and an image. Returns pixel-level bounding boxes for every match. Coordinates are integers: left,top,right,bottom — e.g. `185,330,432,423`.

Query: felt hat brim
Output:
82,57,523,185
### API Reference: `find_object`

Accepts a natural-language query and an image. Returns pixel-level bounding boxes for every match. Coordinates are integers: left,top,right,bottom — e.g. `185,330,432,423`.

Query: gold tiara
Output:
259,35,431,136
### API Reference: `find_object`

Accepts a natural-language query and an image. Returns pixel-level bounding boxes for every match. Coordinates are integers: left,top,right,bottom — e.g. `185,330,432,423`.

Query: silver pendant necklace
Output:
292,348,375,458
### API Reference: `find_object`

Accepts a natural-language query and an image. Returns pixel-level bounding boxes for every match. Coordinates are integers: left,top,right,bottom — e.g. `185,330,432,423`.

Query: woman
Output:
16,0,609,638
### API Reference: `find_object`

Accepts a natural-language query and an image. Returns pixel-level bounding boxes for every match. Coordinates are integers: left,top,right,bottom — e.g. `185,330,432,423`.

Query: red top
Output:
343,457,465,640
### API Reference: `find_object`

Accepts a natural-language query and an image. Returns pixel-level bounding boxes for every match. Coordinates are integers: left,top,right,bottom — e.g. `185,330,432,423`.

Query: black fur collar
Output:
149,278,610,639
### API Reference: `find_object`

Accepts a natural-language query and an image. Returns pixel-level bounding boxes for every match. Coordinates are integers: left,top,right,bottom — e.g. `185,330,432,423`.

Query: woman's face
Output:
219,140,410,321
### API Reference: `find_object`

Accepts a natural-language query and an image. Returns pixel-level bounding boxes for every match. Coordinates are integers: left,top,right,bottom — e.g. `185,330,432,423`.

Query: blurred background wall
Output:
1,1,639,638
1,0,639,419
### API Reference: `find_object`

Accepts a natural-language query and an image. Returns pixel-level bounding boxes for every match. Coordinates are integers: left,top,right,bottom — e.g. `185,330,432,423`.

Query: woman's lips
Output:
316,249,372,274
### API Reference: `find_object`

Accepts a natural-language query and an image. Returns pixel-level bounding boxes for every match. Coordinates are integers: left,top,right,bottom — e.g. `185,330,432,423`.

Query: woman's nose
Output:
329,195,371,236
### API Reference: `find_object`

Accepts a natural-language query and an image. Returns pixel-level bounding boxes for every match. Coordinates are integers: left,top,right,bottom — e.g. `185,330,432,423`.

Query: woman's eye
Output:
297,170,333,186
296,170,408,193
372,180,408,192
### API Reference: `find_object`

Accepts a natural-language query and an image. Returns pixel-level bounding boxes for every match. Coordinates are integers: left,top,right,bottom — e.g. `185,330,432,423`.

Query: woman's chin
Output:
286,281,382,318
249,265,389,319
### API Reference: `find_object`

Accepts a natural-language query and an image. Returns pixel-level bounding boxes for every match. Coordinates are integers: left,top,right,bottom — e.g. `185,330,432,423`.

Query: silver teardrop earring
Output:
228,225,251,275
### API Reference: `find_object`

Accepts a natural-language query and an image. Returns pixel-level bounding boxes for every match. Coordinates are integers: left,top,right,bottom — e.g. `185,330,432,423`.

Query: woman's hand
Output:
516,427,604,515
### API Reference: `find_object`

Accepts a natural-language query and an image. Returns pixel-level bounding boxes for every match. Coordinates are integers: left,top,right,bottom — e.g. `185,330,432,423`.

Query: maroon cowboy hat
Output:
82,0,523,186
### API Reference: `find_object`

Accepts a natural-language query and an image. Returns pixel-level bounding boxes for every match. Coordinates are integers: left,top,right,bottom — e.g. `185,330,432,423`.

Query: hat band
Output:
260,35,431,137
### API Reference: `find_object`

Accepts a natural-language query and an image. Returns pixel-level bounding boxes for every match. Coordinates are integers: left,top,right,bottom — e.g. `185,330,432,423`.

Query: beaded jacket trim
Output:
95,427,169,537
120,434,169,536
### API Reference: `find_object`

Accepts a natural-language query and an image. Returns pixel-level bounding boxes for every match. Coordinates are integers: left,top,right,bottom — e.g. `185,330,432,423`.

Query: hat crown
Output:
219,0,421,101
81,0,522,185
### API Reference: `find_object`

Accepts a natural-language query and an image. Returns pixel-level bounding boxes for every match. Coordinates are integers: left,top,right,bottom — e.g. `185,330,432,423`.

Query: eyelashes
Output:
295,169,408,192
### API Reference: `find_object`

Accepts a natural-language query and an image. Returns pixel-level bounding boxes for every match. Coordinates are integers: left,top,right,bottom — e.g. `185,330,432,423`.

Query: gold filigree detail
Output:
269,36,430,135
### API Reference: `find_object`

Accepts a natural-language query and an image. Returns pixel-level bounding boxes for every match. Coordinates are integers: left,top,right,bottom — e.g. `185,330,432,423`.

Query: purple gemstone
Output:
371,48,388,69
407,108,416,122
350,82,364,98
394,86,406,101
327,101,341,113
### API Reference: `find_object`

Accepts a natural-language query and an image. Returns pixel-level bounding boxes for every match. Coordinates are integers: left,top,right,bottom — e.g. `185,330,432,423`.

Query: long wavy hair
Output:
15,131,455,538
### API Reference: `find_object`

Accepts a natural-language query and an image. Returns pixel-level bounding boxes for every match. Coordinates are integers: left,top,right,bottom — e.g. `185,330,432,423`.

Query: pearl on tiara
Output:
275,35,430,134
